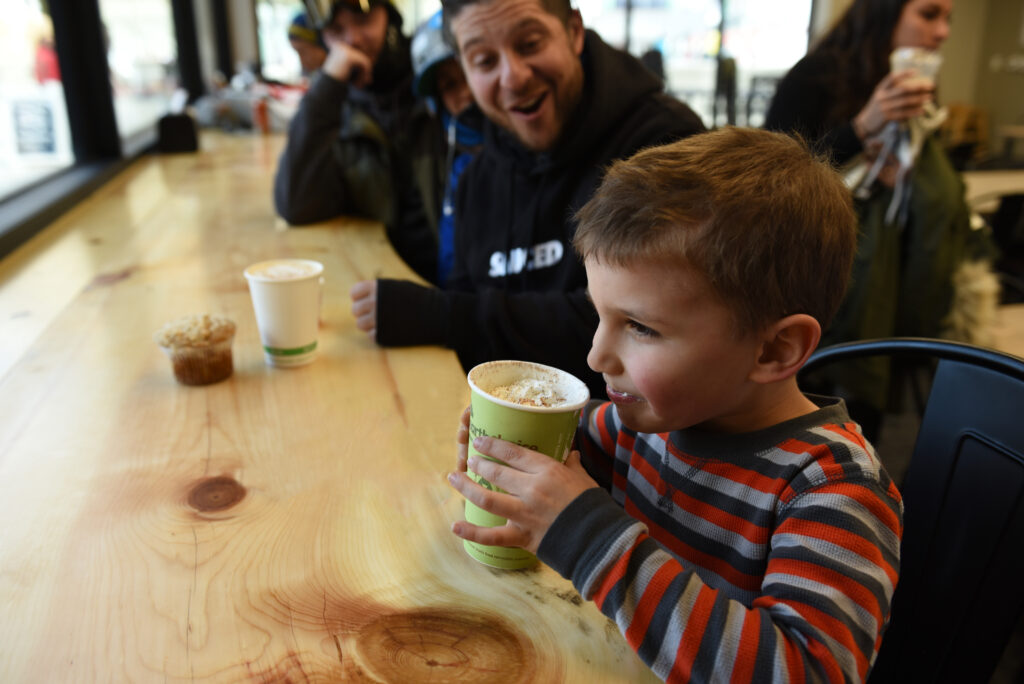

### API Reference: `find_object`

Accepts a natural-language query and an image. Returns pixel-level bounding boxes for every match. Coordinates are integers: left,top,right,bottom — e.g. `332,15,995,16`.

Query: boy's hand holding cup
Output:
448,361,591,569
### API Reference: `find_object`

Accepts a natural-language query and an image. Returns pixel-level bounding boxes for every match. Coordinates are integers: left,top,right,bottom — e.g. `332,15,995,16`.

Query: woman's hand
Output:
861,138,901,188
447,428,598,554
853,69,934,140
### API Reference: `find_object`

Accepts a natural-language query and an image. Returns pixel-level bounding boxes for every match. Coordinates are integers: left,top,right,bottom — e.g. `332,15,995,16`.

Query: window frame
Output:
0,0,204,260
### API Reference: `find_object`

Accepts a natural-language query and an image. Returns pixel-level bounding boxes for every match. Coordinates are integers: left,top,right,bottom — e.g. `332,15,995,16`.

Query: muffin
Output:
154,314,236,386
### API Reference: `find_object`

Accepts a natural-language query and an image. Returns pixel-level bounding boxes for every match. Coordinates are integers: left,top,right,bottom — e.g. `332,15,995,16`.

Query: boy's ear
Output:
748,314,821,384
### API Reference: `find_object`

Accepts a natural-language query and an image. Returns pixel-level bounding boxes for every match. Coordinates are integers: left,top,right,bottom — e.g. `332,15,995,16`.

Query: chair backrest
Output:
801,338,1024,683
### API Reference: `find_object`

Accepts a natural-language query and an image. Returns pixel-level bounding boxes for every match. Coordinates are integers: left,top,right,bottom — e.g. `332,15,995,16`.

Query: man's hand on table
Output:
350,280,377,342
447,406,597,555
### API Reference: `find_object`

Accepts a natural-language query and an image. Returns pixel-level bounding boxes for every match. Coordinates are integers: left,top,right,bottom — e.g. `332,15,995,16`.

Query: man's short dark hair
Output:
440,0,573,48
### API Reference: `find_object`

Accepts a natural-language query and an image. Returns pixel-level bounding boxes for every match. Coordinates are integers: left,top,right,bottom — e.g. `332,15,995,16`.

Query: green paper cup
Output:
463,360,590,569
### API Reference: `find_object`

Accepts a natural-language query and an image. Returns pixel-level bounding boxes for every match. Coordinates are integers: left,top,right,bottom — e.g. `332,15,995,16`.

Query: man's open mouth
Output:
511,93,546,115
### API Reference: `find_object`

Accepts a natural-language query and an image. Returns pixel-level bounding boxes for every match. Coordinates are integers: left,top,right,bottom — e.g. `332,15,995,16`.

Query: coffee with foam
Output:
246,259,321,281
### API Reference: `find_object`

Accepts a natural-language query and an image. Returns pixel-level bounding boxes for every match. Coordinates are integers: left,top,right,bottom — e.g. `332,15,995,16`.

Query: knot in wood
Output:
354,608,536,683
188,476,245,512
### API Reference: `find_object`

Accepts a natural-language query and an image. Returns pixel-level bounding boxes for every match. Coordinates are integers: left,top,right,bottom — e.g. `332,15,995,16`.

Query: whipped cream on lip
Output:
606,385,643,404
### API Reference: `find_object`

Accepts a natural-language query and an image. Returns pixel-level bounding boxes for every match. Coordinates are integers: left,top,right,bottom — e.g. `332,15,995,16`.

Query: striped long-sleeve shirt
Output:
536,396,903,683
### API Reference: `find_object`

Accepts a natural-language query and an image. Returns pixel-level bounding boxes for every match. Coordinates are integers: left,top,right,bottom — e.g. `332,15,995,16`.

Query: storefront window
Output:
579,0,722,125
98,0,179,150
578,0,811,128
721,0,813,127
0,0,73,201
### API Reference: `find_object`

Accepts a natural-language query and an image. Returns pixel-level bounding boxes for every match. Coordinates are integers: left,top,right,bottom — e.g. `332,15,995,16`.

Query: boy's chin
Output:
614,406,677,434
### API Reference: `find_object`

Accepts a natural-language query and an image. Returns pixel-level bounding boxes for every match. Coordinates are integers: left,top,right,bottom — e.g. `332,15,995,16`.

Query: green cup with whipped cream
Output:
462,360,590,569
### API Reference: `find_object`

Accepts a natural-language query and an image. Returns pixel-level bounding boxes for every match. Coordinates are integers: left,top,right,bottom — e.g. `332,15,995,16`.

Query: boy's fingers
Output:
564,449,582,469
455,406,471,472
450,520,529,548
447,471,520,520
472,436,548,473
467,456,528,496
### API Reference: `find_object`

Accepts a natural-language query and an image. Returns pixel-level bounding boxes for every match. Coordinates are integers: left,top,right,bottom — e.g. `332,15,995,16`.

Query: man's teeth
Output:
514,95,543,113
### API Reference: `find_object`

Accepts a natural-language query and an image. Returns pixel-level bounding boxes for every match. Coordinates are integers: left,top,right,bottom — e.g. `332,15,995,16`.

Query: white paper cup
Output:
890,47,942,88
244,259,323,367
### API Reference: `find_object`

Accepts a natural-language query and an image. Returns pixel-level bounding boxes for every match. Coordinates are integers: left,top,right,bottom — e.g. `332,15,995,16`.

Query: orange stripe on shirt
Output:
594,402,616,453
670,487,770,544
767,556,885,626
666,439,792,495
806,632,856,683
781,631,807,682
627,449,776,542
775,516,899,587
667,584,717,684
813,482,903,538
729,608,762,684
624,499,764,593
625,561,680,648
593,537,644,612
779,438,840,473
821,422,868,451
760,595,868,680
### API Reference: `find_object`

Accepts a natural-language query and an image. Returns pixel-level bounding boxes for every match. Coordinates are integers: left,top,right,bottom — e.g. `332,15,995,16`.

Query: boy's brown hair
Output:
573,127,857,335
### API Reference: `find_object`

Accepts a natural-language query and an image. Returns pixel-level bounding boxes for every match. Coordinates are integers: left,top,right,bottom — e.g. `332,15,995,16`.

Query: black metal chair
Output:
801,338,1024,683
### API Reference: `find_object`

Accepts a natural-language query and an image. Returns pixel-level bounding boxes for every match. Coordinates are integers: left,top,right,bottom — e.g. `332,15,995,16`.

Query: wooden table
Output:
999,124,1024,160
962,168,1024,214
0,132,656,683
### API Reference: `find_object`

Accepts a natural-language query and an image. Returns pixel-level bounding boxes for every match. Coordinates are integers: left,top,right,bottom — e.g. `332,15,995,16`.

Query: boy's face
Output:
585,257,764,434
290,39,327,75
435,58,474,116
450,0,585,152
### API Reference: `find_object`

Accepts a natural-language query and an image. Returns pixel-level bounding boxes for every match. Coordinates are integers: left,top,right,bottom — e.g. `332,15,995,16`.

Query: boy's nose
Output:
587,327,615,375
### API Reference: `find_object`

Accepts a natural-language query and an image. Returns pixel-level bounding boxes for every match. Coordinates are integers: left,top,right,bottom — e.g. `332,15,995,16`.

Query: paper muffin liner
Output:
160,337,235,386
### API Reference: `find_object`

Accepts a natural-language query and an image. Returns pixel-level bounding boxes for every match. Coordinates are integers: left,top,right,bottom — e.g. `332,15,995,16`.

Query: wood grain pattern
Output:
0,132,657,683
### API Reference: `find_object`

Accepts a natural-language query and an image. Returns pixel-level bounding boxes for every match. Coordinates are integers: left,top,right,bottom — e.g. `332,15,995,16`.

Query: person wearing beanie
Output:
274,0,440,283
287,12,327,77
410,10,482,287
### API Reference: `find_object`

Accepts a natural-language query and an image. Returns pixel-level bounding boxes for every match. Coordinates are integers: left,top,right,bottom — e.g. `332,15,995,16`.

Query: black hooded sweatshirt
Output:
375,30,705,397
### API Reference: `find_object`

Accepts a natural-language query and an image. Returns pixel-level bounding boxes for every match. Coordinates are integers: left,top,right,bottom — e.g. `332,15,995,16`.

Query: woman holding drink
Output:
765,0,997,438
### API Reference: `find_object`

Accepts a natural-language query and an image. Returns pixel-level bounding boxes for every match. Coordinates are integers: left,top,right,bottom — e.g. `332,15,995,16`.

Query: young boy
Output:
447,127,903,683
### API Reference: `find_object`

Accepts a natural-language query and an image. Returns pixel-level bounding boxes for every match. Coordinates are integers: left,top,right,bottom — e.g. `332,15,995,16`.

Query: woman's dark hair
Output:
810,0,910,123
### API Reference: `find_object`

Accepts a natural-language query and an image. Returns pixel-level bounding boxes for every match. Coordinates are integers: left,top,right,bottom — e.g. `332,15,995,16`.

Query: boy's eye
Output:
626,319,658,338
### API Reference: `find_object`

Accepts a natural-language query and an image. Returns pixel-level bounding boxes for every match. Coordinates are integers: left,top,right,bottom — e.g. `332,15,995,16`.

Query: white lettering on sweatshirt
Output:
488,240,564,277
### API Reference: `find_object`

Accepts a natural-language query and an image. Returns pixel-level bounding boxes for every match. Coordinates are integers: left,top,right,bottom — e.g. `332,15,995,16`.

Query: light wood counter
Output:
0,132,656,683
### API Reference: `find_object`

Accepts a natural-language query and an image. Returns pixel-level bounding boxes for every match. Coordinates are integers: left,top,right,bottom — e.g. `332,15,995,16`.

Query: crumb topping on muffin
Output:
154,314,236,348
